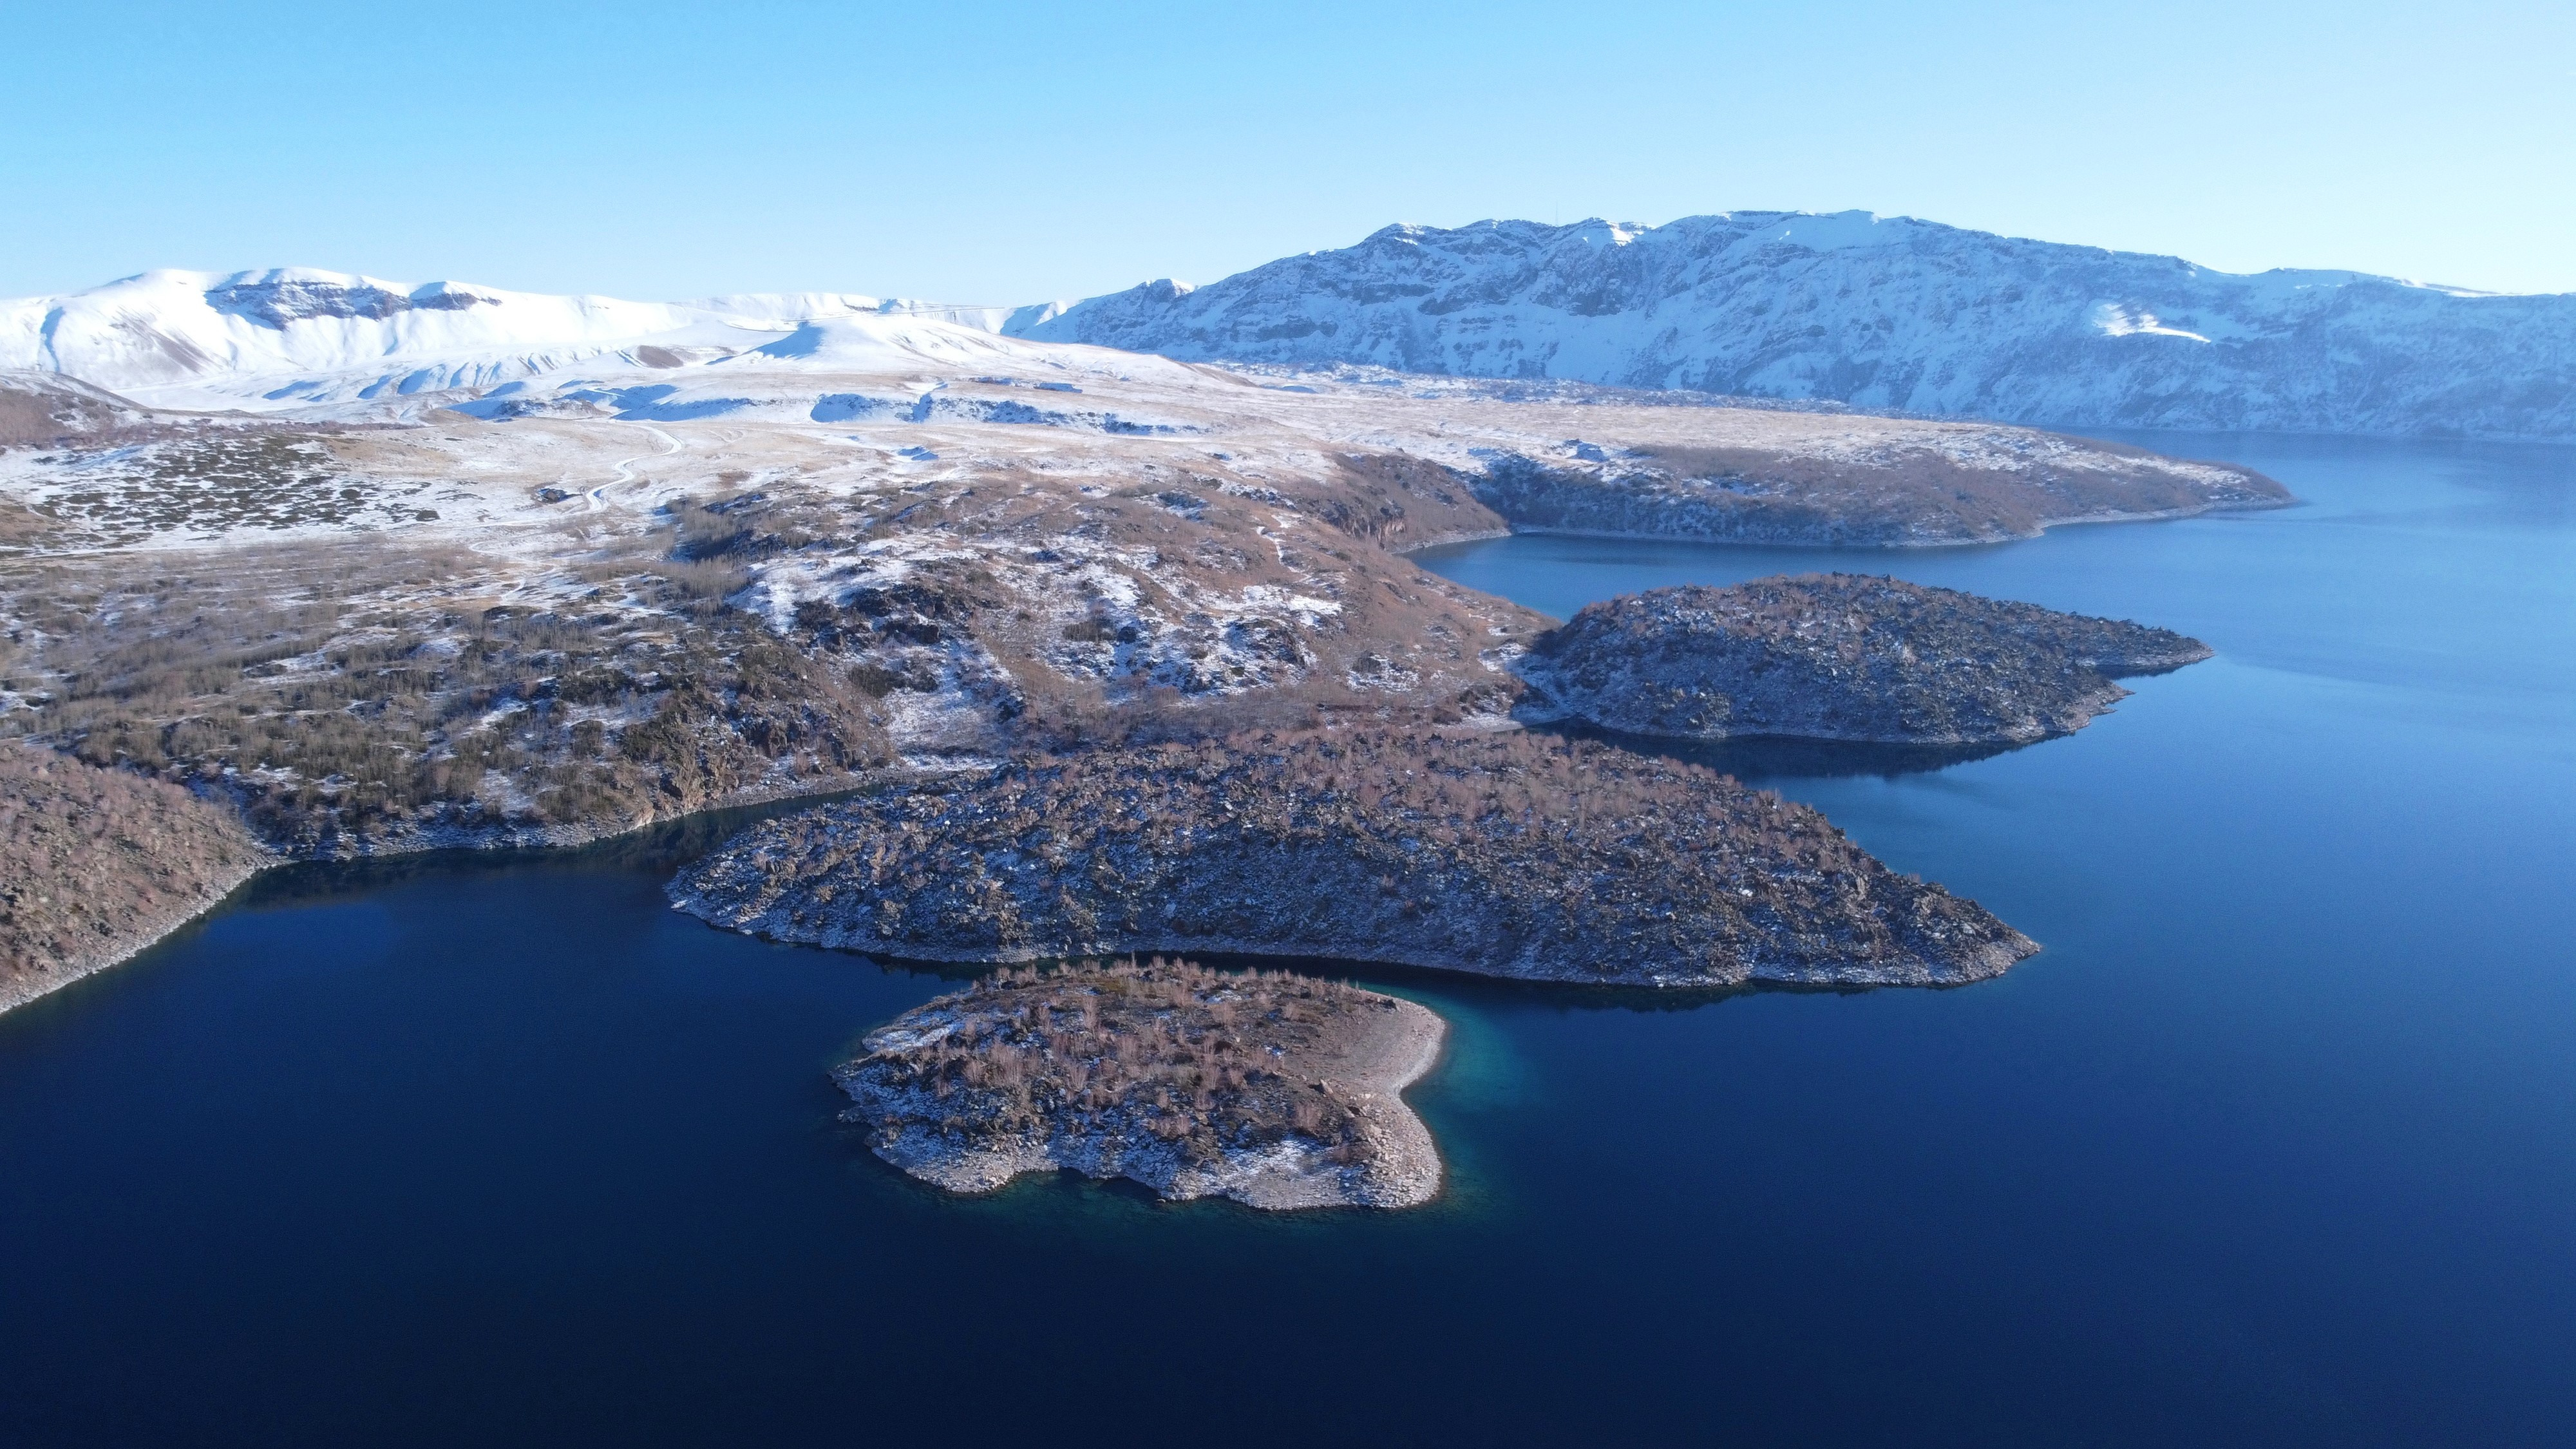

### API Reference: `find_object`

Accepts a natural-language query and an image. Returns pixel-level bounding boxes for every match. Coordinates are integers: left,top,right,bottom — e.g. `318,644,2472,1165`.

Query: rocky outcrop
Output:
1515,574,2211,745
669,729,2036,988
837,958,1444,1208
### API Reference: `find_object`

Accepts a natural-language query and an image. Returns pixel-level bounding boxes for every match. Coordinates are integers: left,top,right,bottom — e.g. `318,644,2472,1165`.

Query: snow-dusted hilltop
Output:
0,267,1064,415
1008,213,2576,439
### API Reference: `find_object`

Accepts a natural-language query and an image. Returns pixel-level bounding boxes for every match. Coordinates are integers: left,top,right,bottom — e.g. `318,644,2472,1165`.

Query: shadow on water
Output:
1537,721,2030,782
825,947,1881,1017
231,787,873,913
205,784,1886,1018
1310,955,1906,1014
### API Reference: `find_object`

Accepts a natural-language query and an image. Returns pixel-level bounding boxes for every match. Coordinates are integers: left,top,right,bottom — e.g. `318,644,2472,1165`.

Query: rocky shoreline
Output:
669,729,2037,988
1514,574,2213,746
839,958,1444,1208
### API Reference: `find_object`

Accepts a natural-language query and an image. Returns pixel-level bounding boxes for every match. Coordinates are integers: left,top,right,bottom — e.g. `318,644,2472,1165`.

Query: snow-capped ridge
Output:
0,268,1106,416
14,206,2571,436
1009,209,2576,438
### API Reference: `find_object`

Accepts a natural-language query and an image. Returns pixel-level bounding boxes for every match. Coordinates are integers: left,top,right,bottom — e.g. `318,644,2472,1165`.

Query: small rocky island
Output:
670,729,2035,987
838,957,1444,1208
1514,574,2213,745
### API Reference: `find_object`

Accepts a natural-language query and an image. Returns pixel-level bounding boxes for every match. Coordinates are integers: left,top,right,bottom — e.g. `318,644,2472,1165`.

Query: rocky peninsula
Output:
0,745,267,1012
1514,574,2212,745
670,729,2036,988
838,957,1444,1208
1464,428,2290,547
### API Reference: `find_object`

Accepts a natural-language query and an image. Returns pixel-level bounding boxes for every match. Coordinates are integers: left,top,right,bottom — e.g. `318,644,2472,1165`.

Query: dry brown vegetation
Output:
0,374,148,449
1519,573,2215,744
654,460,1542,750
0,413,1546,874
0,419,1548,996
674,728,2036,987
0,743,263,1005
0,536,891,853
840,956,1390,1169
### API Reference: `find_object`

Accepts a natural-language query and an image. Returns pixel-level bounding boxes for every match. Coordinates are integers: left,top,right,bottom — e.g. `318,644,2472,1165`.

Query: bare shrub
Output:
843,957,1382,1164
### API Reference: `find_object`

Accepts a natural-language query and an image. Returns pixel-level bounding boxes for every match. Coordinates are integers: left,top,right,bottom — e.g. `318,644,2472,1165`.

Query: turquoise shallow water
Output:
1,432,2570,1446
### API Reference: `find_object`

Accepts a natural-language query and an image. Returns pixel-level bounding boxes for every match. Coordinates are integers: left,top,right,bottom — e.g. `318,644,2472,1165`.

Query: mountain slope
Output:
1008,212,2576,439
0,372,153,446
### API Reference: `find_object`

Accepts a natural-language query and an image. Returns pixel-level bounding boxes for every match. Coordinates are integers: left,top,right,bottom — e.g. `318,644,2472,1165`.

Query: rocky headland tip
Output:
1513,573,2211,746
670,728,2036,989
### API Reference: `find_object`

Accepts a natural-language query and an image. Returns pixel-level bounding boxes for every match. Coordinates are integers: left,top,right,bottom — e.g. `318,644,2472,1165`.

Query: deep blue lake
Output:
3,431,2571,1445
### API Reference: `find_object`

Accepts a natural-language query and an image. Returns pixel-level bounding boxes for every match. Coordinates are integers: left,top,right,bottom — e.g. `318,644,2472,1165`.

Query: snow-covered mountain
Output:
0,267,1069,415
19,216,2573,439
1008,212,2576,439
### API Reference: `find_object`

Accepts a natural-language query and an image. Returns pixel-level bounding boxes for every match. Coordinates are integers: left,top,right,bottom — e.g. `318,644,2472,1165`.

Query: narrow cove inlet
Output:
2,431,2569,1444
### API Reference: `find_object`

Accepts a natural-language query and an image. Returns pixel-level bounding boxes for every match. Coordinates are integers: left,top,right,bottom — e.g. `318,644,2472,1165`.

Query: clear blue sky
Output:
6,1,2570,303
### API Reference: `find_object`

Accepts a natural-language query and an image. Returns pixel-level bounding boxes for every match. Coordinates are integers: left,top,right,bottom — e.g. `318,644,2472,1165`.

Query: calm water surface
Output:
3,432,2571,1446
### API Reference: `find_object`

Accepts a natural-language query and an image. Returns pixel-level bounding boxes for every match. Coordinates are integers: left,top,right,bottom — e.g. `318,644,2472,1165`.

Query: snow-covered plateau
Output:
1009,211,2576,439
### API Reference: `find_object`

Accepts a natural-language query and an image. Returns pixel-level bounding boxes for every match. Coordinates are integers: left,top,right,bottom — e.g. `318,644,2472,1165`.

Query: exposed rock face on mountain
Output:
1013,211,2576,439
1514,574,2212,745
0,746,267,1011
669,730,2037,987
837,958,1444,1208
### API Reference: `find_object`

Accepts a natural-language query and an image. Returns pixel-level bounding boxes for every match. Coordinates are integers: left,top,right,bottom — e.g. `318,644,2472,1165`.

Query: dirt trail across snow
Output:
594,424,678,510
